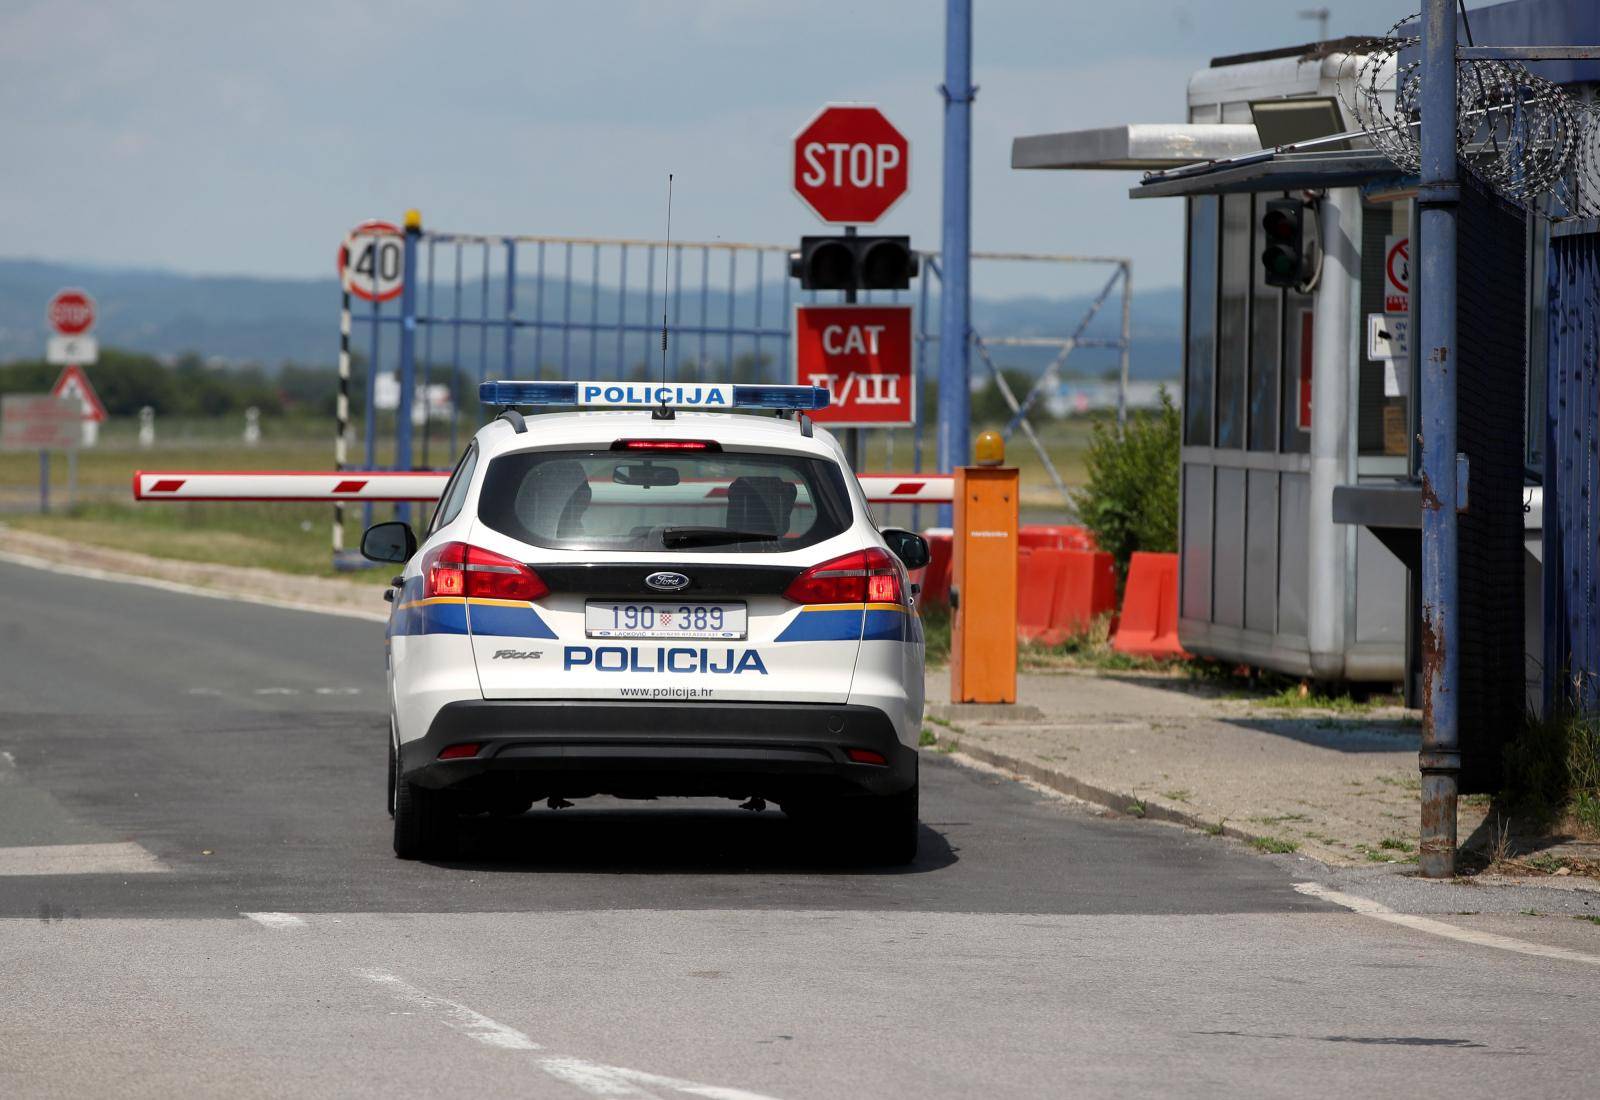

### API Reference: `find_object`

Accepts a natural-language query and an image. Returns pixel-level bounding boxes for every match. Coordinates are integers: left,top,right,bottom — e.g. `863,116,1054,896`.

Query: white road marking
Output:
1295,882,1600,967
253,687,299,696
353,967,782,1098
243,912,307,929
0,841,168,876
355,968,541,1051
0,548,387,623
314,687,362,695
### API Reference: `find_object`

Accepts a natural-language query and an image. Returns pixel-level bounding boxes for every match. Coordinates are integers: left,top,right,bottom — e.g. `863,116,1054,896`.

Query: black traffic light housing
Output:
789,235,918,291
1260,198,1313,288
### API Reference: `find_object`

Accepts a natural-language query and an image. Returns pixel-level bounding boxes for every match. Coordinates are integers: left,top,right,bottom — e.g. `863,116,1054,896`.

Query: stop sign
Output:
792,105,909,225
47,289,96,336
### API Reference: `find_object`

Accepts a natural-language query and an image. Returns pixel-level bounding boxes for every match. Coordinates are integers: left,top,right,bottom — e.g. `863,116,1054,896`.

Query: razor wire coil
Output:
1338,13,1594,218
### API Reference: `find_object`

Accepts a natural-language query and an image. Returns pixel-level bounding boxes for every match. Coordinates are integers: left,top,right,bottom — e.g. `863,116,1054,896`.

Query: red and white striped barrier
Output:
132,470,451,502
132,470,954,505
855,476,954,505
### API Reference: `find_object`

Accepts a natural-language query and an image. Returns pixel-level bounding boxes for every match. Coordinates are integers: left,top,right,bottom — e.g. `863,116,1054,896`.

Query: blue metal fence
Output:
1544,219,1600,709
338,227,1131,542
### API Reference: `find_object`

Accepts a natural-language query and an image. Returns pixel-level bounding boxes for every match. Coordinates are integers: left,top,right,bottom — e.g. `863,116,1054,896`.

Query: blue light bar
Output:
730,385,831,410
478,381,830,411
478,382,580,406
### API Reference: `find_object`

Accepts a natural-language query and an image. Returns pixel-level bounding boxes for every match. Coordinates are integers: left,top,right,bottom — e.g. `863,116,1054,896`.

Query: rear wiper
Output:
662,526,779,548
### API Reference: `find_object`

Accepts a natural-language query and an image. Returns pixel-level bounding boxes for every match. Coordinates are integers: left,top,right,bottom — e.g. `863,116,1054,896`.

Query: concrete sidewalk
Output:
924,668,1487,866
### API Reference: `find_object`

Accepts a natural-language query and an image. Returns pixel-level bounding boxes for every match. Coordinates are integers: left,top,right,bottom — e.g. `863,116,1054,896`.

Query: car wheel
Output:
392,753,456,860
850,781,919,866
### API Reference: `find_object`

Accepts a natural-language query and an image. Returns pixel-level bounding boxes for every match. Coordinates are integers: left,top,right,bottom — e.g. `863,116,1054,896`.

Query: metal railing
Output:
336,228,1131,546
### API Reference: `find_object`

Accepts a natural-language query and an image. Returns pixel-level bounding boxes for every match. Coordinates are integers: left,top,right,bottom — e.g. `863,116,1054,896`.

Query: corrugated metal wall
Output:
1545,220,1600,708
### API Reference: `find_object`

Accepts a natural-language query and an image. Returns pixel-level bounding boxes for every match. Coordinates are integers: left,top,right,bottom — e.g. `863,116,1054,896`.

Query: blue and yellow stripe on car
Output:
774,602,912,643
389,582,556,640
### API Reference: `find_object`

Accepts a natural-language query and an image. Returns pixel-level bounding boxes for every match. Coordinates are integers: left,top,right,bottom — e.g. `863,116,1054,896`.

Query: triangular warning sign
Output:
50,363,108,422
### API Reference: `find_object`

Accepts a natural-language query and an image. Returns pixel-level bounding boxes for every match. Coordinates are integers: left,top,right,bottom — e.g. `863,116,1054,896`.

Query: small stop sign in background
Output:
793,304,914,426
792,105,910,225
47,289,96,336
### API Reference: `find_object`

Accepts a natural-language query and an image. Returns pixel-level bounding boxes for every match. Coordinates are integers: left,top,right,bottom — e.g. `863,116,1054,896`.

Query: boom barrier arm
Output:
131,471,954,506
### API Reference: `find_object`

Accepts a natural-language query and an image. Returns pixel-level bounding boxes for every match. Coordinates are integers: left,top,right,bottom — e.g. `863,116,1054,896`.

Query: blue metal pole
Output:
504,239,517,376
937,0,974,522
394,213,421,526
1417,0,1460,879
364,256,381,534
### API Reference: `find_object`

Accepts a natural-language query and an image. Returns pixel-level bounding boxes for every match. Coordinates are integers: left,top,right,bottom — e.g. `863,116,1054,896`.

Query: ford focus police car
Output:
361,381,930,863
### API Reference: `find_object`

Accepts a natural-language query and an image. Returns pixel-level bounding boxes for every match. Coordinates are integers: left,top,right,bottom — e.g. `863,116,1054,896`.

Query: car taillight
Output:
783,547,903,605
611,439,720,451
421,542,549,601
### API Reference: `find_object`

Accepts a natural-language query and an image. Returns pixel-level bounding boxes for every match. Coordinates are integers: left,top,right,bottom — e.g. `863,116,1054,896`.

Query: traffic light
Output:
1260,199,1310,288
789,235,918,291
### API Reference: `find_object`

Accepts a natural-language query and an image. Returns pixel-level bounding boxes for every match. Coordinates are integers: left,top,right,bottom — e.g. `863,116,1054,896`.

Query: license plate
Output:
585,601,747,640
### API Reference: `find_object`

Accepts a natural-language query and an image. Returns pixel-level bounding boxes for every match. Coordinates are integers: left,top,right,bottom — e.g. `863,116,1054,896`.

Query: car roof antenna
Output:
653,172,676,422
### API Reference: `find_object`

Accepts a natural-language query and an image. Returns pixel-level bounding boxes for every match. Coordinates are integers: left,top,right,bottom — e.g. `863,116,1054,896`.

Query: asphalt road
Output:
2,557,1598,1098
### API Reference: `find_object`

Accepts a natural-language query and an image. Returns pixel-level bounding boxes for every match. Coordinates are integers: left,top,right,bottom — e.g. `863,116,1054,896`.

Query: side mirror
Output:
880,527,930,571
361,521,417,564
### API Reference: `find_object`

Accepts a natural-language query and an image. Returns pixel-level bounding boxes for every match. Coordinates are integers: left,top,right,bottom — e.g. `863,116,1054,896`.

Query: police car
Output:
361,380,930,863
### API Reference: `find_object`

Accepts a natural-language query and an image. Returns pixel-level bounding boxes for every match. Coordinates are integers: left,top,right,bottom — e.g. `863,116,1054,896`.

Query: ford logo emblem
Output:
645,571,690,592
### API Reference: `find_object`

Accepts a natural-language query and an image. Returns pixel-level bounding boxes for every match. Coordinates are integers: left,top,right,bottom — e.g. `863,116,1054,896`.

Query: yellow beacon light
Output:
404,208,423,231
974,430,1005,466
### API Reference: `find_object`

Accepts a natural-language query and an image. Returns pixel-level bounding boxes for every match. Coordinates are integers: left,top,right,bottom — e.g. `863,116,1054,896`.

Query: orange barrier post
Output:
951,433,1018,704
918,529,954,606
1039,549,1118,645
1110,551,1186,659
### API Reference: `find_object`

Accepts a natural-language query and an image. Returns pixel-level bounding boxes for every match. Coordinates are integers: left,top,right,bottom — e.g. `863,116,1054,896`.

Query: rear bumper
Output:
403,700,917,800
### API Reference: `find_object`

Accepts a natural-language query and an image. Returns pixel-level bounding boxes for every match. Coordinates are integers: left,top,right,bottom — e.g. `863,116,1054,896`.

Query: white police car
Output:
361,381,930,863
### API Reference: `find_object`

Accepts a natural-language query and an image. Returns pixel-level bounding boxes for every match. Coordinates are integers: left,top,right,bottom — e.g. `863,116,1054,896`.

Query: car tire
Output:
850,781,919,866
392,748,456,860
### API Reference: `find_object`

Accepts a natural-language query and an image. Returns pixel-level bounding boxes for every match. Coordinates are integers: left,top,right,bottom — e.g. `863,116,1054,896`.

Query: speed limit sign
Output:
338,220,405,302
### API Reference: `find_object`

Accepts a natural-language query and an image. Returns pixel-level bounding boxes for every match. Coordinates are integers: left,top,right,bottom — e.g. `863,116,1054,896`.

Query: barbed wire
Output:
1337,13,1594,218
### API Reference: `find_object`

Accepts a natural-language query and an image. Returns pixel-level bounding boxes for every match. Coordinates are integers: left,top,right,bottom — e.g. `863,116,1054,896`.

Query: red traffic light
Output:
1262,210,1296,242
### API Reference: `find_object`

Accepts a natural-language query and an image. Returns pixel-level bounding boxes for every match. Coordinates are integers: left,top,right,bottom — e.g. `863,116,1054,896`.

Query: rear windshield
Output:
477,448,853,553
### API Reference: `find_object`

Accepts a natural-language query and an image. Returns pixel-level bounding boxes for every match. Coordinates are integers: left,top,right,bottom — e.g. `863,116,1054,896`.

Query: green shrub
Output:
1503,707,1600,829
1073,387,1180,585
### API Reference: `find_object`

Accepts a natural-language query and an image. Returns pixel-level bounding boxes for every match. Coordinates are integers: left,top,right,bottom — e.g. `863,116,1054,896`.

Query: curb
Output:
934,736,1265,850
925,702,1045,724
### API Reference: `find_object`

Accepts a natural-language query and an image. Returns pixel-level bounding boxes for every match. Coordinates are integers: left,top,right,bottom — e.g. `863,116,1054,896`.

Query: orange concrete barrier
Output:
1019,524,1097,553
1015,547,1064,643
917,529,953,606
1038,550,1118,645
1110,552,1187,659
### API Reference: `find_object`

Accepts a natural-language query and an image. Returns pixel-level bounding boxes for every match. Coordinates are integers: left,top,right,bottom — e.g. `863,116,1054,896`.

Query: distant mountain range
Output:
0,257,1181,382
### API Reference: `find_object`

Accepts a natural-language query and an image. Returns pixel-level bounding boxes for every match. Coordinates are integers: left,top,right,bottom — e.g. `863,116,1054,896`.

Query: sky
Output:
1,0,1420,298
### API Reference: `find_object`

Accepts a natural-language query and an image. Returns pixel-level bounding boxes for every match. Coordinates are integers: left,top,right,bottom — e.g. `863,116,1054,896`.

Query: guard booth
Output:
1014,6,1600,792
1014,38,1415,684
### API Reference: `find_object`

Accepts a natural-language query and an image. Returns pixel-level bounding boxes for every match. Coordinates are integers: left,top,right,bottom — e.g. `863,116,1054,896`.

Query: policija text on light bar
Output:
478,382,832,411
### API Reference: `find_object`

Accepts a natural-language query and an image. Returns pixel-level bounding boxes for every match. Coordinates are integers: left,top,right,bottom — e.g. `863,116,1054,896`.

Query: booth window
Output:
1216,193,1251,450
1357,198,1411,457
1280,283,1313,455
1249,193,1282,452
1184,196,1218,445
